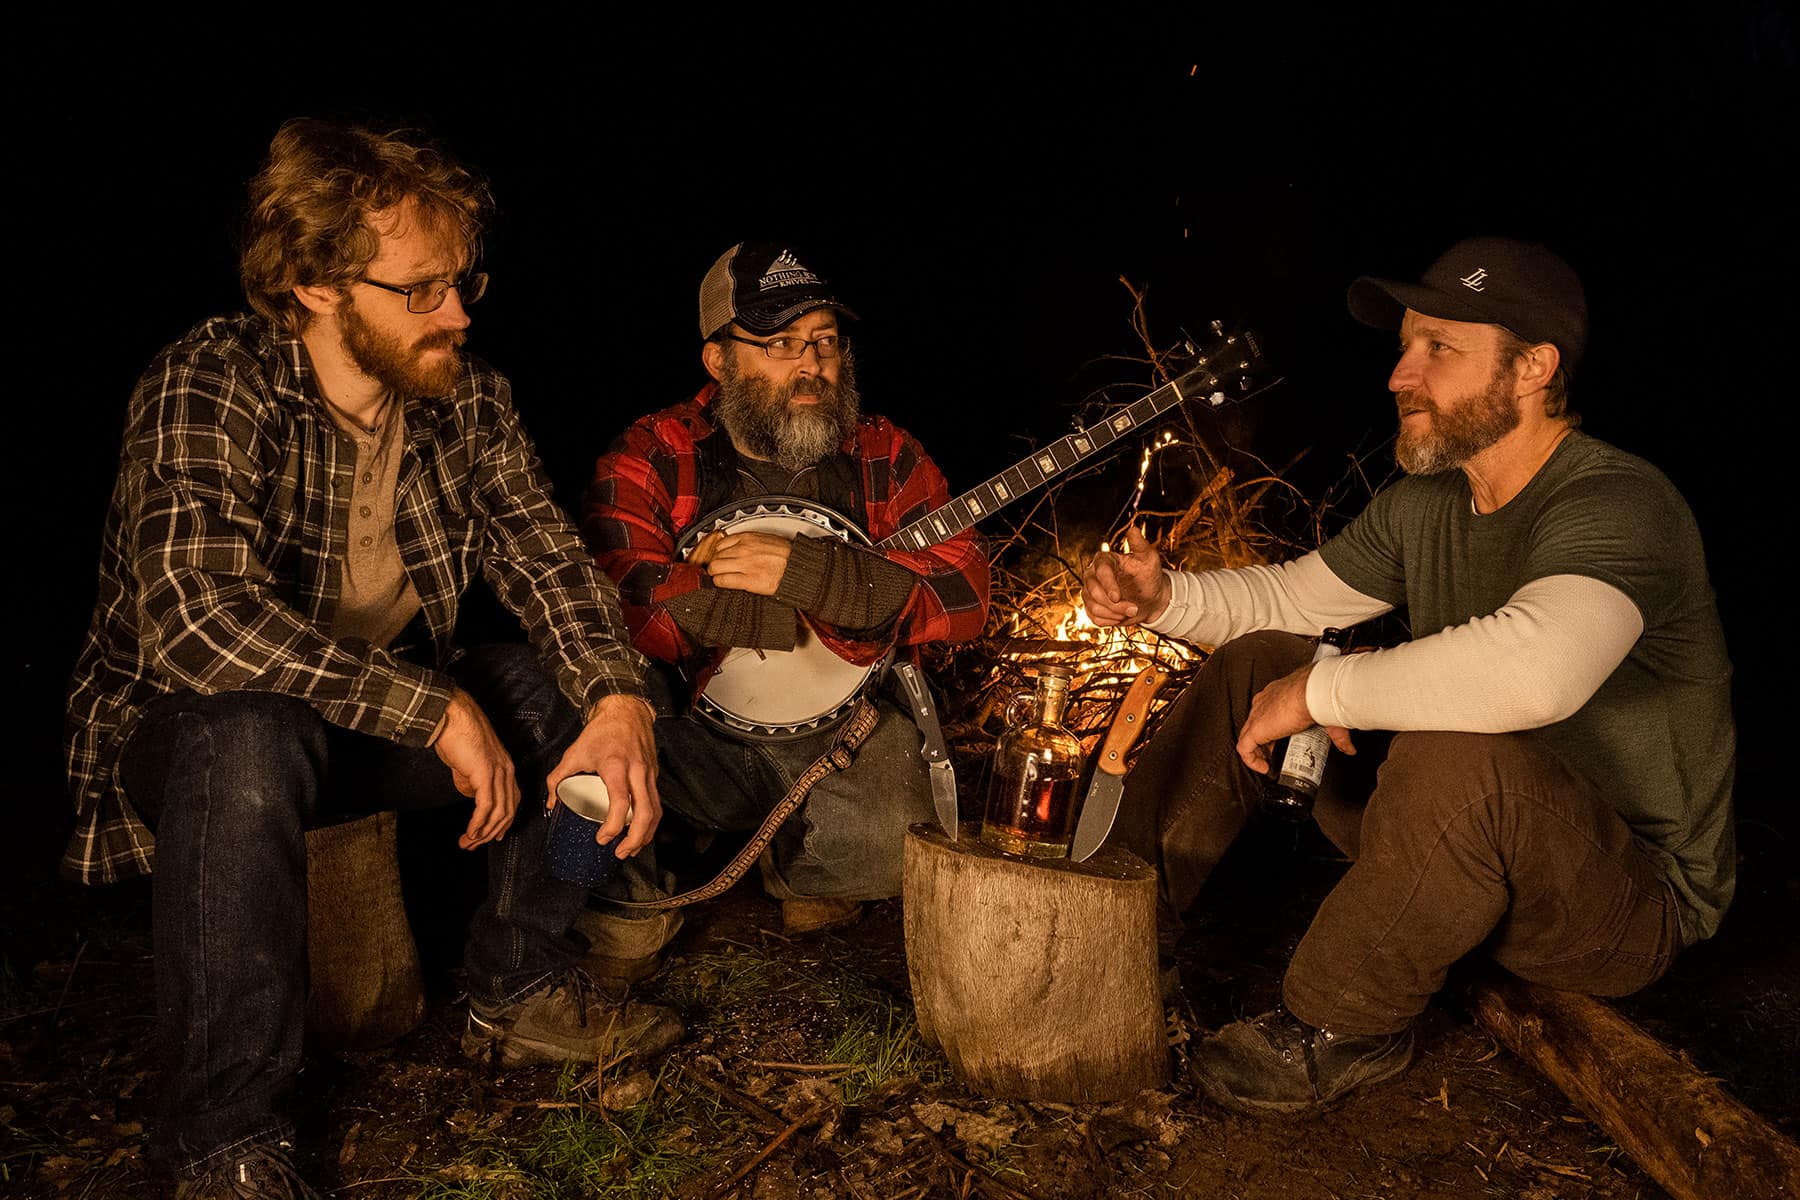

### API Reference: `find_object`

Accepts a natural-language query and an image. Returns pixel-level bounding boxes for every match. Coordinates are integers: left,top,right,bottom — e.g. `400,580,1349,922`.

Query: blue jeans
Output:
118,644,589,1171
584,663,936,960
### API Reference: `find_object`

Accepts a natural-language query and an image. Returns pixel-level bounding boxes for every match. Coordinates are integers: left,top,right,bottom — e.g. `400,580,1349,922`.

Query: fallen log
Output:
1468,968,1800,1200
902,821,1166,1102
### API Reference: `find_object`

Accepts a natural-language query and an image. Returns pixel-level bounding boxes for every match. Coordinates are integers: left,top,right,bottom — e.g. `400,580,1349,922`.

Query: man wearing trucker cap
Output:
1084,236,1735,1114
579,243,989,960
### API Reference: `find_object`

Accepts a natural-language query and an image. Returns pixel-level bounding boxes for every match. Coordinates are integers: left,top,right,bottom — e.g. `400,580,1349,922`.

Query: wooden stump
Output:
901,821,1167,1102
304,812,425,1050
1470,969,1800,1200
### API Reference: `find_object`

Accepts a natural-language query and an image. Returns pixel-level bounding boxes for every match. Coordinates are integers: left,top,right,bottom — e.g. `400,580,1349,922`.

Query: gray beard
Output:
1394,363,1521,475
714,350,862,472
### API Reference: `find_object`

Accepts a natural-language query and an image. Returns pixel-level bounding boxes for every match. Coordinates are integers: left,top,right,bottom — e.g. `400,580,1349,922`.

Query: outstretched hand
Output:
1082,524,1171,626
546,694,662,859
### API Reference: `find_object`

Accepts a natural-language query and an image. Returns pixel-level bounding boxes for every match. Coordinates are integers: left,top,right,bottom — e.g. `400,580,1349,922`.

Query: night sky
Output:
12,15,1795,878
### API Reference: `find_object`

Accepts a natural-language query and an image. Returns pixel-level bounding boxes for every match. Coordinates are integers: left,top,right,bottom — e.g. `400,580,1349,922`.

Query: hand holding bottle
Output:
1236,664,1355,774
1238,629,1357,820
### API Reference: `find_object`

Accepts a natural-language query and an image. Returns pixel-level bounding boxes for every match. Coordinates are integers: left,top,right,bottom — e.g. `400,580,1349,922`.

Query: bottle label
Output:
1277,724,1331,789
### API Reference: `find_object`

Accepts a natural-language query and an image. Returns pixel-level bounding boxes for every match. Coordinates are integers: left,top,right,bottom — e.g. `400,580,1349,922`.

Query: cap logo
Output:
757,249,822,294
1459,267,1489,293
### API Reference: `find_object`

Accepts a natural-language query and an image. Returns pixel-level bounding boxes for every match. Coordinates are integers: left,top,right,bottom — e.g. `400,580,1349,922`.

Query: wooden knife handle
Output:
1095,666,1168,775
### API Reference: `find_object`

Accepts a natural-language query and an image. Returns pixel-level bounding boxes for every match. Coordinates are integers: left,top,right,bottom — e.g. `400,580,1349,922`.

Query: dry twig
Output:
684,1068,785,1132
901,1112,1041,1200
710,1108,819,1198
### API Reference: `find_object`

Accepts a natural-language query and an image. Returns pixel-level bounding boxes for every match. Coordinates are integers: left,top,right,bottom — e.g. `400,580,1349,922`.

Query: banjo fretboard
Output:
880,328,1263,552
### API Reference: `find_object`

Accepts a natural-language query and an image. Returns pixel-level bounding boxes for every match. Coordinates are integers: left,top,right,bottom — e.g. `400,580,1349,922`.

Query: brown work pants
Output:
1114,632,1680,1035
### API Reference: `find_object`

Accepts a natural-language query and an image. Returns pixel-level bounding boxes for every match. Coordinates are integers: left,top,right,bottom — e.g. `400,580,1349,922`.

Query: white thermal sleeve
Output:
1144,550,1392,647
1305,574,1643,732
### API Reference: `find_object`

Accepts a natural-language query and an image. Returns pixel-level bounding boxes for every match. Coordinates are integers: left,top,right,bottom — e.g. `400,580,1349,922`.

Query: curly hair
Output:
239,118,493,335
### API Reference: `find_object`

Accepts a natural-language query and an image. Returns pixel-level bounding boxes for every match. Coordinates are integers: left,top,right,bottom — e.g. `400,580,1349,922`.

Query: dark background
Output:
9,15,1795,918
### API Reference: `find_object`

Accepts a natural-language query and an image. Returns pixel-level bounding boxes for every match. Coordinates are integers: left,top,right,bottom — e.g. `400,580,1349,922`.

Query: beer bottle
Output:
981,664,1086,858
1264,627,1352,821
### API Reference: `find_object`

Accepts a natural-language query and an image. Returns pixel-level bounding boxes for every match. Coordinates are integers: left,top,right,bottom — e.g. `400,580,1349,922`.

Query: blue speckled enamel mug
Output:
544,774,629,888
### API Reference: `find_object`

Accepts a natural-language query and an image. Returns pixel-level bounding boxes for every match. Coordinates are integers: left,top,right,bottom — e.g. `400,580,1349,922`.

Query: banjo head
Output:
678,496,884,741
676,495,874,551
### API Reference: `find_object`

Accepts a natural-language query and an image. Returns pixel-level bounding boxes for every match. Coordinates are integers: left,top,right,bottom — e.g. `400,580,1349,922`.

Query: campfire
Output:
930,340,1307,764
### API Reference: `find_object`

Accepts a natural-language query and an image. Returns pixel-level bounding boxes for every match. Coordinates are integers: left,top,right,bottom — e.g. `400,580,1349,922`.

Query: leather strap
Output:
606,697,882,911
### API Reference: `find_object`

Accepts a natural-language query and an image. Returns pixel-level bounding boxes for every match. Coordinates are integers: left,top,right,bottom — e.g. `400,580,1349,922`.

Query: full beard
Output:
713,349,862,472
1394,361,1521,475
340,293,466,397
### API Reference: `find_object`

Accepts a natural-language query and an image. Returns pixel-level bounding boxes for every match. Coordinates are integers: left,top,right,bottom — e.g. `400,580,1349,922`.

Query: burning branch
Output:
927,278,1366,778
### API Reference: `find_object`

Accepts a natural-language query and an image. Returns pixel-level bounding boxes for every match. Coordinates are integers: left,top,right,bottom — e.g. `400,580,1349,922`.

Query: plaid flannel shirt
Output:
63,315,647,884
581,384,989,687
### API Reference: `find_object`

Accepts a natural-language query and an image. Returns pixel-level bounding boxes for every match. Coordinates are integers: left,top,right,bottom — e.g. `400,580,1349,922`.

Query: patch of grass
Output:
406,947,949,1196
656,946,947,1101
408,1062,733,1199
979,1142,1028,1183
655,947,793,1012
0,1118,61,1192
821,996,947,1103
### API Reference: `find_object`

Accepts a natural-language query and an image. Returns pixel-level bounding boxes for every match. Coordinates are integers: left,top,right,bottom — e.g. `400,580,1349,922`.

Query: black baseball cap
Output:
698,242,857,340
1347,237,1588,374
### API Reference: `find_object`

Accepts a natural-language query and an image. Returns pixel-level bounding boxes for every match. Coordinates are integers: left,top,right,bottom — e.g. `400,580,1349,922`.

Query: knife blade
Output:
891,661,960,839
1070,664,1169,861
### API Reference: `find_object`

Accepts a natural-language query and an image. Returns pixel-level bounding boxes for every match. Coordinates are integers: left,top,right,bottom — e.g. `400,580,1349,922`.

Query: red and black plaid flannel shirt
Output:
581,384,989,689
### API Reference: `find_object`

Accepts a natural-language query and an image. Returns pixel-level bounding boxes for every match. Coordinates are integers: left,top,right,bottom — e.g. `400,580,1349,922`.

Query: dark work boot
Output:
1192,1007,1414,1114
780,896,863,936
463,968,684,1069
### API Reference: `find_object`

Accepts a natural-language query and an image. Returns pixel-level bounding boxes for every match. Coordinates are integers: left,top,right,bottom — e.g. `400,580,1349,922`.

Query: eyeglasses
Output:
360,272,489,314
720,332,843,360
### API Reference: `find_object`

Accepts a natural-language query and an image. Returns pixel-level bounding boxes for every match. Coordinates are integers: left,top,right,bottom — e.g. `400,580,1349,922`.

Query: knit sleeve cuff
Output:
774,535,831,611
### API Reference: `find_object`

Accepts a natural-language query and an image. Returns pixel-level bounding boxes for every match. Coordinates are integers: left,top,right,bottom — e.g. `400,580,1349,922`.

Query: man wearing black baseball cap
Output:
1084,236,1735,1114
1348,235,1589,370
577,243,988,963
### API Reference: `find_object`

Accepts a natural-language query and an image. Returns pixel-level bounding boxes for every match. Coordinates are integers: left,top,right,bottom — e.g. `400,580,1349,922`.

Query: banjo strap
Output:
605,696,883,912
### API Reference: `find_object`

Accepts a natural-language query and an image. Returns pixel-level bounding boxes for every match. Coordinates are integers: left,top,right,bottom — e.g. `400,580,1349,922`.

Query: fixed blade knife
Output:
1070,664,1169,861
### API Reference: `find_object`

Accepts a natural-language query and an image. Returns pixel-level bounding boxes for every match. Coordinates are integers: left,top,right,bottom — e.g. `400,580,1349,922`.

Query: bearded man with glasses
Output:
579,243,989,968
63,118,680,1198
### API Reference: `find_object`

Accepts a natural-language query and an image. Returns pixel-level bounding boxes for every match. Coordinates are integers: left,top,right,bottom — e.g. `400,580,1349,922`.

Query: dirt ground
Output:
4,793,1795,1200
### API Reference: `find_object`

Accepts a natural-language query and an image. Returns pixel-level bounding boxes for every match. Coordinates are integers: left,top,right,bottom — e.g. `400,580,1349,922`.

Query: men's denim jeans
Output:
582,665,937,960
1113,631,1681,1035
647,694,937,901
118,644,587,1171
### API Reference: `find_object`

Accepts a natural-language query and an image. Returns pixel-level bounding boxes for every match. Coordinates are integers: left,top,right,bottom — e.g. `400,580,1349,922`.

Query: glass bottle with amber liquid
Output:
981,664,1086,859
1264,627,1353,821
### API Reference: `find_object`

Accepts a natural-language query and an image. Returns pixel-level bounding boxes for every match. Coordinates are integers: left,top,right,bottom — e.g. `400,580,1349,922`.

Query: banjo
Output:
676,324,1267,740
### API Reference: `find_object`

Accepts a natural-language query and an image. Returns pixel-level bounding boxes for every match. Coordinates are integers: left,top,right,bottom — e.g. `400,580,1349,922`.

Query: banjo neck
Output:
880,327,1263,553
